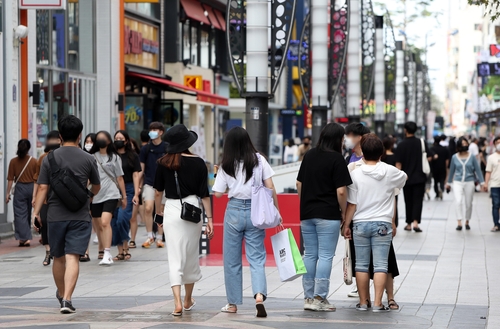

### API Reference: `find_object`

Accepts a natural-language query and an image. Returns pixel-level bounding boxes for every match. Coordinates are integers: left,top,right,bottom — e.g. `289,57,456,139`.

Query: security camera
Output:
14,25,29,39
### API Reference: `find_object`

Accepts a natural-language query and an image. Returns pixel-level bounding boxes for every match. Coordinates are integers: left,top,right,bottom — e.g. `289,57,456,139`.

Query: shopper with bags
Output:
6,139,38,247
213,126,280,318
153,124,213,316
90,131,127,266
344,134,407,313
446,136,485,231
296,123,352,312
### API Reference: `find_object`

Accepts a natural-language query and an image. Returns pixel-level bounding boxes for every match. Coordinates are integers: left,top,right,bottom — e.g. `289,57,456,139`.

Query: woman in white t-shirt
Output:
213,127,280,318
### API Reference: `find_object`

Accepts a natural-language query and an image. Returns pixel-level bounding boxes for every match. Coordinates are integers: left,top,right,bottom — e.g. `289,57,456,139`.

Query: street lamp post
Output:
395,41,405,134
374,15,385,138
347,0,361,123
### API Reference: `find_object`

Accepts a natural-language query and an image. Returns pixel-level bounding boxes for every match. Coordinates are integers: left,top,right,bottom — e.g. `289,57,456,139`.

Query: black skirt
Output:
350,238,399,279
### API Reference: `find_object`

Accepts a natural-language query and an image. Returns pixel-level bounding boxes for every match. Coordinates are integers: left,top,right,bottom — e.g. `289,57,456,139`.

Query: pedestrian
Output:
90,131,127,265
484,136,500,232
83,133,96,153
111,130,141,261
128,137,142,248
297,136,312,161
6,139,38,247
83,133,98,256
283,138,298,163
212,127,280,317
469,137,480,162
296,123,352,312
139,122,168,248
479,137,488,179
153,124,214,316
395,122,432,233
431,136,450,200
344,123,370,164
33,115,100,313
33,130,61,265
344,134,407,313
446,136,485,231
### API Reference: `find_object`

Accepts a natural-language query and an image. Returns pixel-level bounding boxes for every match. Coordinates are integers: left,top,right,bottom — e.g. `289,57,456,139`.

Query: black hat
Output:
165,124,198,154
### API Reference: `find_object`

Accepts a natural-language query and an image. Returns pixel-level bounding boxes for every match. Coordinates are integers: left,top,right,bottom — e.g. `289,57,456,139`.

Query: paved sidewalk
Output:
0,191,496,328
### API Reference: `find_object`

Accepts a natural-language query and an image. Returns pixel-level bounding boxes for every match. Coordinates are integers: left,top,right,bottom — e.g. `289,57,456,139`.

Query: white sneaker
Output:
99,253,113,266
311,298,336,312
348,287,359,298
93,236,98,244
304,298,315,311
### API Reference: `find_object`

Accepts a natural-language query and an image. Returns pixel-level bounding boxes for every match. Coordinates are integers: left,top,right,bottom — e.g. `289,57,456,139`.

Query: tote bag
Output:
421,138,430,175
271,227,307,282
343,239,353,285
250,154,281,229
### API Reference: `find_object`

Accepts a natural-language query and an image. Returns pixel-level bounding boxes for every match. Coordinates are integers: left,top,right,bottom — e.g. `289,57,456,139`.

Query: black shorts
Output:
90,199,118,218
48,220,92,258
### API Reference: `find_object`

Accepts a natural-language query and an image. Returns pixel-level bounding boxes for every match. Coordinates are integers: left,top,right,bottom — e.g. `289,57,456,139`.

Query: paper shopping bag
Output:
343,239,353,285
271,228,307,282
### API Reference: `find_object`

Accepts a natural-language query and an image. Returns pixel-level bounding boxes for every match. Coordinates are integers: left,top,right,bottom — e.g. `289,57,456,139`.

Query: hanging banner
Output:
19,0,66,9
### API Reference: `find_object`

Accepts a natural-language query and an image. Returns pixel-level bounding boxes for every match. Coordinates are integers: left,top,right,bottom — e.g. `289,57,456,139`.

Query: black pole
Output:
311,106,328,146
246,95,269,157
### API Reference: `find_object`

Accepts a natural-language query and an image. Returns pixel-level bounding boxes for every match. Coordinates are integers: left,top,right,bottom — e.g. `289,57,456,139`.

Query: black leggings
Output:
433,173,446,195
403,183,426,224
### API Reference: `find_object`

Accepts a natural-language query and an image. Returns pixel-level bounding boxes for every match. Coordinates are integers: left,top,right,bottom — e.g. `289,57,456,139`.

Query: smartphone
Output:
154,214,164,225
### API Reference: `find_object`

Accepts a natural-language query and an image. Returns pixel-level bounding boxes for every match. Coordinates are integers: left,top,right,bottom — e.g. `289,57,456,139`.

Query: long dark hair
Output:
457,136,469,153
316,123,345,153
114,130,137,168
84,133,96,153
130,138,141,155
17,139,31,158
90,130,117,162
221,127,258,183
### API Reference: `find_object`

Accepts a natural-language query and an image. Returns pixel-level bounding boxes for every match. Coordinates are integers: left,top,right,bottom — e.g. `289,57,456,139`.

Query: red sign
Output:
124,26,159,56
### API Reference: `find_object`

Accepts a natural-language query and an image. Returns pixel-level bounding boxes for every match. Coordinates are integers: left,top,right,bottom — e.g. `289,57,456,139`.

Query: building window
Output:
474,23,482,31
473,46,482,53
124,3,160,20
181,20,216,68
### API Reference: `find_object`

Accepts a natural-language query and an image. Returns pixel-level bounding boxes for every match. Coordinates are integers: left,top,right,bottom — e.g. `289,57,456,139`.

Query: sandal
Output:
388,299,399,310
221,304,237,313
491,226,499,232
80,253,90,262
113,254,125,261
43,252,52,266
129,241,136,249
123,249,131,261
184,298,196,311
98,251,104,260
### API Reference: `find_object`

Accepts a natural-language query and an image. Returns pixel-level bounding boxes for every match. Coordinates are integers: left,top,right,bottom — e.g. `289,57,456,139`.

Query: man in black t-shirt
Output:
395,122,433,233
431,136,450,200
139,122,168,248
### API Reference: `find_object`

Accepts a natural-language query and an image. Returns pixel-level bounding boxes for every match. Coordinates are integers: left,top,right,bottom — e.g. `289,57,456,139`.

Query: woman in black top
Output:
153,125,214,316
110,130,141,261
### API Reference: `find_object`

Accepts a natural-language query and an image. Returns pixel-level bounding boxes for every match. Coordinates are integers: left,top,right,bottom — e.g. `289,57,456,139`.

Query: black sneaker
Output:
56,290,63,305
60,300,76,314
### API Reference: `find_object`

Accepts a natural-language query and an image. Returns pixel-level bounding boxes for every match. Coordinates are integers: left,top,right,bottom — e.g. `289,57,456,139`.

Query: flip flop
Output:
388,299,399,310
184,299,196,311
171,310,183,316
221,304,237,313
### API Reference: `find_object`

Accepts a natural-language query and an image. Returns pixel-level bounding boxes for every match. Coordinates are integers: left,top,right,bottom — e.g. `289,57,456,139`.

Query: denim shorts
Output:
353,221,392,274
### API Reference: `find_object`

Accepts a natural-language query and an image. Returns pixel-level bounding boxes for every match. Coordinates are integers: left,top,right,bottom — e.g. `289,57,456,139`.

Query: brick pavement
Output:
0,191,496,328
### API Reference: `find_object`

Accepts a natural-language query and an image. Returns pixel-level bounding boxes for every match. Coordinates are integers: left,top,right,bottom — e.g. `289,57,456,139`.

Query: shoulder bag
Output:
250,154,281,229
94,154,122,207
174,171,202,223
421,138,431,175
11,156,32,196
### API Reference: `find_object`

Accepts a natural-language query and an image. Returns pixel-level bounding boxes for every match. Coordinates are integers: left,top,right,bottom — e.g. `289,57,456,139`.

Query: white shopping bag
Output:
343,239,353,285
271,227,307,282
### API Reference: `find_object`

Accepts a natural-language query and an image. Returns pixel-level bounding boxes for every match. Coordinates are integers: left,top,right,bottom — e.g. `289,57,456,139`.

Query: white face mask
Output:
344,136,355,150
496,144,500,152
84,144,93,152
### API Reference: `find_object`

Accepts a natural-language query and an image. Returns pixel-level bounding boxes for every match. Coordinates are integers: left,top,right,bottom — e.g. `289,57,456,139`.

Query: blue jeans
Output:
353,221,392,273
491,188,500,227
111,182,134,246
223,198,267,305
301,219,341,299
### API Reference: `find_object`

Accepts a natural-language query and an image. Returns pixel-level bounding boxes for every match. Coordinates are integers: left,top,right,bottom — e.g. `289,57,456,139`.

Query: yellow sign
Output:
184,76,203,90
124,17,159,70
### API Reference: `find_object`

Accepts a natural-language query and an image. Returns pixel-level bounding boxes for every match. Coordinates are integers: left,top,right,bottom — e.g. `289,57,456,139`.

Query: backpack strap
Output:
47,151,60,173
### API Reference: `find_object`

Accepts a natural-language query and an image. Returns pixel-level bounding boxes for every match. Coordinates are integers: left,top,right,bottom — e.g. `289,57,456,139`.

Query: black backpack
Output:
48,151,91,212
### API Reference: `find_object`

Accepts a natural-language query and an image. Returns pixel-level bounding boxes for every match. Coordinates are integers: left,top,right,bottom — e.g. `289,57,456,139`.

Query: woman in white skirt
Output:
153,124,214,316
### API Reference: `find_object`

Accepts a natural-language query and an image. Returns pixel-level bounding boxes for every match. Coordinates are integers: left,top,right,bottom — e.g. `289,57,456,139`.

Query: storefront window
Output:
36,10,50,65
36,68,50,149
52,71,69,128
200,30,209,68
191,25,198,64
52,10,66,68
183,22,191,61
125,3,160,20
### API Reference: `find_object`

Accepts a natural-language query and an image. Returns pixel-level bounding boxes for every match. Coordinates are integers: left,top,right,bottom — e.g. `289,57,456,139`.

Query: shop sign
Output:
19,0,66,9
124,17,159,70
184,75,203,90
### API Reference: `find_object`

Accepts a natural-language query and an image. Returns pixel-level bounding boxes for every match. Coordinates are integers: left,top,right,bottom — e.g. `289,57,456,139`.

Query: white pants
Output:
453,181,476,221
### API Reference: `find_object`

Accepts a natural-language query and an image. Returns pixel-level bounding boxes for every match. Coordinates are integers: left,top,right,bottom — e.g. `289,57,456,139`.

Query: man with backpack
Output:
33,115,100,314
140,122,168,248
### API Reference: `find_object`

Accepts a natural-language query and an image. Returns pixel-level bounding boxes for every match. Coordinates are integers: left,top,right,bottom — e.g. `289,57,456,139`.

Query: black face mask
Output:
114,141,125,149
457,145,469,152
96,140,108,149
44,144,60,153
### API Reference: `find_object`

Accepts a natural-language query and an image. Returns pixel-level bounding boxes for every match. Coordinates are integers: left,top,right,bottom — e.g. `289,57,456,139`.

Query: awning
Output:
214,9,226,31
205,6,222,30
127,72,228,106
180,0,210,26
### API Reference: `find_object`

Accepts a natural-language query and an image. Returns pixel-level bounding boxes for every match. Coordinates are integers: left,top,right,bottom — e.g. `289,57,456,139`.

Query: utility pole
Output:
395,41,405,134
347,0,361,123
374,15,385,138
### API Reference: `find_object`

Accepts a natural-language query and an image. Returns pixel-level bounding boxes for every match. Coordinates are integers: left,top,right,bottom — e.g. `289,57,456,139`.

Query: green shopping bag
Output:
271,227,307,282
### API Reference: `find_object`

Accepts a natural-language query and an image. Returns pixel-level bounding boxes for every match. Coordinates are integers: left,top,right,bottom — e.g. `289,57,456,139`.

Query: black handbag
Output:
174,171,202,224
